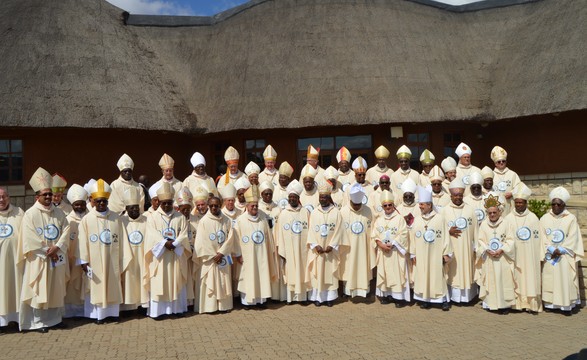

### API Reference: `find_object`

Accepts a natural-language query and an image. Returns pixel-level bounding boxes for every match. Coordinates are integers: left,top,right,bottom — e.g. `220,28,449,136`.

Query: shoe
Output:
35,327,49,333
379,297,390,305
174,313,185,318
499,308,510,315
562,310,572,317
442,302,450,311
326,301,334,307
256,303,267,310
419,302,430,309
95,319,105,325
314,301,322,307
53,322,68,329
395,302,405,308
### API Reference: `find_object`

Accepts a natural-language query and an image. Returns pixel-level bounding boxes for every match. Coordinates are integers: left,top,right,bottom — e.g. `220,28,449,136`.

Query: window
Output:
406,133,429,171
245,139,266,168
0,139,23,183
297,135,372,171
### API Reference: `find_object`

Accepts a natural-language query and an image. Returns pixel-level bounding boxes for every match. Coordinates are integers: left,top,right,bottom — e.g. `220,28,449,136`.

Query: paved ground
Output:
0,297,585,360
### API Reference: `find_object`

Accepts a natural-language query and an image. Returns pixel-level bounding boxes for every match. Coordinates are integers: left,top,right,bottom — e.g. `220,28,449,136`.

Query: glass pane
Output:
0,155,7,166
454,133,461,143
418,133,429,143
255,139,265,149
11,167,23,181
298,137,321,150
245,140,255,149
407,134,418,143
320,137,334,150
409,146,419,159
0,140,9,153
444,147,454,158
336,135,372,149
12,154,22,167
0,168,7,182
321,155,333,168
11,140,22,152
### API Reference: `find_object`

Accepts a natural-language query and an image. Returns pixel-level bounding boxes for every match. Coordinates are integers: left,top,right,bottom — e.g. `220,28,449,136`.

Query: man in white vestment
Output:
19,167,70,332
109,154,145,214
273,161,294,210
340,184,374,299
120,187,148,313
0,186,24,331
195,196,235,313
372,190,410,307
505,183,542,314
336,146,354,191
217,146,246,192
63,184,88,318
390,145,421,203
233,186,277,308
51,173,72,215
276,180,311,304
306,182,344,307
183,152,218,200
540,187,583,315
454,143,481,194
491,146,520,215
410,186,452,311
299,145,324,183
153,153,183,195
442,179,479,304
476,194,515,314
144,183,191,318
418,149,435,187
259,145,279,186
78,179,124,324
365,145,394,187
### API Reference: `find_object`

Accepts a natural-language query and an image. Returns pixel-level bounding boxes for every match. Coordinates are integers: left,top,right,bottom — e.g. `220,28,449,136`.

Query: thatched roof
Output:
0,0,197,132
1,0,585,134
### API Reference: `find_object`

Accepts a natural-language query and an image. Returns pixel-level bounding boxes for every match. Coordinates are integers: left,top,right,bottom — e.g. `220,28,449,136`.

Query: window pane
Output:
0,155,7,167
12,154,22,167
0,169,7,182
407,134,418,143
11,140,22,152
409,146,419,159
298,138,321,150
11,167,23,181
320,137,334,150
0,140,9,153
321,155,333,168
336,135,372,149
255,139,265,149
444,147,454,158
418,133,428,142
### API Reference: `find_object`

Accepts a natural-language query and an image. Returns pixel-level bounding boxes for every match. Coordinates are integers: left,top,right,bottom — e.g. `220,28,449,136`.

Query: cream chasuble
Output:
109,177,145,214
365,165,393,187
476,218,515,310
492,167,521,215
195,211,235,313
390,168,420,204
371,210,410,300
0,205,24,325
409,210,451,303
505,209,542,312
540,210,584,310
276,205,311,302
121,214,148,308
64,209,87,317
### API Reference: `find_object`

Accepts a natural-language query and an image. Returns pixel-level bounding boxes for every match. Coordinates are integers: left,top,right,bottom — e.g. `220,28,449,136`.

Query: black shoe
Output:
95,319,106,325
395,301,406,308
37,327,49,333
326,301,334,307
442,302,450,311
314,301,322,307
419,302,430,309
174,313,185,318
544,307,554,313
499,308,510,315
301,300,311,307
379,297,390,305
562,310,573,317
257,303,267,310
571,306,580,314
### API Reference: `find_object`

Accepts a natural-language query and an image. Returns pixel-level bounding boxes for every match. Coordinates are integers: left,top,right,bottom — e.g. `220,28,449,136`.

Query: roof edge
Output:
408,0,543,12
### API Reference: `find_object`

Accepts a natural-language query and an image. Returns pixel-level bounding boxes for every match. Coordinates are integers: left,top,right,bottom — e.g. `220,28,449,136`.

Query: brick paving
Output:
0,298,585,360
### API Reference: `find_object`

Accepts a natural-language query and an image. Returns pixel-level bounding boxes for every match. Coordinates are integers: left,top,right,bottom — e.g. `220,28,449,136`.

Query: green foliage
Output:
528,199,549,218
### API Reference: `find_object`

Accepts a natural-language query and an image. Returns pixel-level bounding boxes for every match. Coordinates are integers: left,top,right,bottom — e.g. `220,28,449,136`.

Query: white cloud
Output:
106,0,196,16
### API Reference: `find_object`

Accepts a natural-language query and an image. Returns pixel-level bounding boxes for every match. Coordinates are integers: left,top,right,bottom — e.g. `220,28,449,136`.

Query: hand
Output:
505,192,512,199
373,185,380,191
236,256,243,265
412,257,417,266
212,252,224,264
324,246,333,253
46,245,60,261
448,226,461,238
81,263,88,273
494,249,504,258
553,248,562,257
378,242,392,253
314,245,324,254
164,240,176,251
443,255,451,264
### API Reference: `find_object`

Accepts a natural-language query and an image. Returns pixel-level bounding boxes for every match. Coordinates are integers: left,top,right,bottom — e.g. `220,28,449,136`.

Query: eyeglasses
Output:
551,202,564,207
40,192,53,197
379,181,390,184
382,204,394,208
496,160,506,164
94,199,108,204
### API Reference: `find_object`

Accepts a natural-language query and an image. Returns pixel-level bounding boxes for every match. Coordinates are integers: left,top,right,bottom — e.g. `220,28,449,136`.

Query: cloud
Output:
106,0,197,16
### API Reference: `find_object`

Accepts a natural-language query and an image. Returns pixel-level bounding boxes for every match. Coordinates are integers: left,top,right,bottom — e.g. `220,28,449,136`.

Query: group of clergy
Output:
0,141,583,333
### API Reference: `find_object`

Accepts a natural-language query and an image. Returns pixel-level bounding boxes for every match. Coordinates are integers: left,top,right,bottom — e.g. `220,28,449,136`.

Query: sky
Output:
106,0,250,16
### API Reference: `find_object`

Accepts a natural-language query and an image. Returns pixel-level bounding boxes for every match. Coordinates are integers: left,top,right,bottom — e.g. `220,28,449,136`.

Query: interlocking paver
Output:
0,299,585,359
